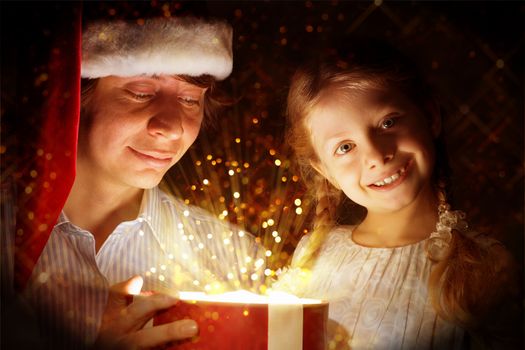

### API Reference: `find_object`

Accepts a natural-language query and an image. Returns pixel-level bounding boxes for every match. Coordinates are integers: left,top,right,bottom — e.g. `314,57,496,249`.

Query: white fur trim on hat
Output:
81,17,233,80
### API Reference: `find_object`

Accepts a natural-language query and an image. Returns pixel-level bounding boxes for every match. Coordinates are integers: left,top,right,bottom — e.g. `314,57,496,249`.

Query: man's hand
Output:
94,276,198,349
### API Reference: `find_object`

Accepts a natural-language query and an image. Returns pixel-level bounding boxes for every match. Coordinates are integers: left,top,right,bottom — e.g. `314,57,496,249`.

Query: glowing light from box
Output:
178,290,323,305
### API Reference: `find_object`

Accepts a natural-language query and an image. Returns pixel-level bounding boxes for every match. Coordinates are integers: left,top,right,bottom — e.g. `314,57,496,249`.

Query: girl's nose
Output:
363,137,394,169
147,102,183,140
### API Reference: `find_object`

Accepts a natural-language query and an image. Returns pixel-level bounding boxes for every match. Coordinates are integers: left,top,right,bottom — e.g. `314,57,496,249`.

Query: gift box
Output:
154,291,328,350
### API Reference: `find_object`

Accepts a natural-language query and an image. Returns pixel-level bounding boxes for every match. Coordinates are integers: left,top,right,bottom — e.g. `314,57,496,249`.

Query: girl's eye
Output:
335,142,354,155
127,90,154,102
380,117,395,129
178,96,200,107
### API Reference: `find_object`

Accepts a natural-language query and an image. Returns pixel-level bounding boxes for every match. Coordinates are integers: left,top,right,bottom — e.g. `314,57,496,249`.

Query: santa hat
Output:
81,16,233,80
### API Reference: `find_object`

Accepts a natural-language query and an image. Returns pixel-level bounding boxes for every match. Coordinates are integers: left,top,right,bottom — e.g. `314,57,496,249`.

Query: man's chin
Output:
127,173,165,190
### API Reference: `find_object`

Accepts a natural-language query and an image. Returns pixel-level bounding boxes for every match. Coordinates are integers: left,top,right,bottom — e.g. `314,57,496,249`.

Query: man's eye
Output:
127,90,154,102
178,96,200,107
380,117,395,129
335,142,354,155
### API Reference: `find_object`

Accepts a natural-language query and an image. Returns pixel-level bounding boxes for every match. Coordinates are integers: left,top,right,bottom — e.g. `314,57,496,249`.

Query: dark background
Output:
2,0,523,272
1,1,523,348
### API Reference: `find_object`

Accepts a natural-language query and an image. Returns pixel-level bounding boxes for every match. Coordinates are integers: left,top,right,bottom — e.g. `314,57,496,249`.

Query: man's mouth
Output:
129,147,174,168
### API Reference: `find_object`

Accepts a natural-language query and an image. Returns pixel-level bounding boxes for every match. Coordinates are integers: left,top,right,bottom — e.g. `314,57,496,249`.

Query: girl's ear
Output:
310,160,341,190
426,99,442,138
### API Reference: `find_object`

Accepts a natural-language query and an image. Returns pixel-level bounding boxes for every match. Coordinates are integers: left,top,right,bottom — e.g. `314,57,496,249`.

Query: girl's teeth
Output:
374,171,401,187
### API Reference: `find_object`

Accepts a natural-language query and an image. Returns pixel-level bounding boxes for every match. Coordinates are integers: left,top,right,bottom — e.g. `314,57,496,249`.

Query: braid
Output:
313,177,339,229
292,174,341,269
427,183,516,330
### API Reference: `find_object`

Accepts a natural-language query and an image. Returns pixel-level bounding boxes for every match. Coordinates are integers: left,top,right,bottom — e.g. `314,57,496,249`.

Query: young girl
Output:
273,43,519,349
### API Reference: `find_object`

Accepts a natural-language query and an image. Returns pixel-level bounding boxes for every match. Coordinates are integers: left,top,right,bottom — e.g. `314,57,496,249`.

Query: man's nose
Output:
147,101,183,140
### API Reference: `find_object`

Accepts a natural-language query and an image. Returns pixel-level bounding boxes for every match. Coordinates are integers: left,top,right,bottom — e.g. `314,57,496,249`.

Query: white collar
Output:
56,187,165,243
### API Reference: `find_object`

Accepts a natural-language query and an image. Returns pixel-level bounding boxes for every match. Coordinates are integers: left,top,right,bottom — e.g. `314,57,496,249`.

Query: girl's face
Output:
307,87,439,214
79,75,206,190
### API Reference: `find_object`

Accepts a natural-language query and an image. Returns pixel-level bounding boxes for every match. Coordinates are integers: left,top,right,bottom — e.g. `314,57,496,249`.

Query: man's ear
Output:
426,98,442,138
310,160,340,190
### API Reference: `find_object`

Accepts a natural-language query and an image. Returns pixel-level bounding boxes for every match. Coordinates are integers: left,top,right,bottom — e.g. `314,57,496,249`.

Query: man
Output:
20,14,264,349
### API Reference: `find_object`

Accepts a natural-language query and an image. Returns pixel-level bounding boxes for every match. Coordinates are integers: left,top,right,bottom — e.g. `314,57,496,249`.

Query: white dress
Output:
274,226,465,350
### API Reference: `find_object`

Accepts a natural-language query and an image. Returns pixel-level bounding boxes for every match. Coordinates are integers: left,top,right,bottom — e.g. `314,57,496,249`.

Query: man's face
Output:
79,75,206,189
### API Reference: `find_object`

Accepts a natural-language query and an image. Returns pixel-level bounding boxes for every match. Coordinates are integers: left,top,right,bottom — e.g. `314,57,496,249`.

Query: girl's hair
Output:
286,42,515,330
80,74,229,129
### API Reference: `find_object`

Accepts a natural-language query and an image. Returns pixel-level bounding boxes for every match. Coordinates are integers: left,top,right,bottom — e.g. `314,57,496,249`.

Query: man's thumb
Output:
106,275,144,311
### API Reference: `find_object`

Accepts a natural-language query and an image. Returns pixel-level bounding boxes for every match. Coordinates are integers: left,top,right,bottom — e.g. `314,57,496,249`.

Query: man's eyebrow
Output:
135,74,162,81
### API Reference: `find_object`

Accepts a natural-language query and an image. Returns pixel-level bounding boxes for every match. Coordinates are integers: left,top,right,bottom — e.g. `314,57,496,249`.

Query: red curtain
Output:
13,4,81,290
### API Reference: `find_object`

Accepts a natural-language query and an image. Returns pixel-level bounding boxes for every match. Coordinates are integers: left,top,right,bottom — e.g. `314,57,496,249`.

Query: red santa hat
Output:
81,17,233,80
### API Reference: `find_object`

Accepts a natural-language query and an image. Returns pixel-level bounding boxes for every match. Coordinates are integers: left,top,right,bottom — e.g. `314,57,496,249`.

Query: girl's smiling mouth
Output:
368,160,412,190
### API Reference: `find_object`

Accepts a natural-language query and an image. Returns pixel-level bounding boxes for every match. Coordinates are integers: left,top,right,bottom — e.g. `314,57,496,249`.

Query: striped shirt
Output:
23,187,265,349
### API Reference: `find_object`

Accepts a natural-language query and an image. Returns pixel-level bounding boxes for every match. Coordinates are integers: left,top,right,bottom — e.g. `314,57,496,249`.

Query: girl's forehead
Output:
305,87,424,137
315,86,416,113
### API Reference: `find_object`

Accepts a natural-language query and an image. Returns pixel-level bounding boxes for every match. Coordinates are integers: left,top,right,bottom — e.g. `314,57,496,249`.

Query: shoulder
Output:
323,225,356,248
466,234,523,348
297,225,355,243
460,229,521,324
158,189,204,216
156,188,259,245
293,225,356,261
158,189,229,226
330,225,356,238
296,225,353,245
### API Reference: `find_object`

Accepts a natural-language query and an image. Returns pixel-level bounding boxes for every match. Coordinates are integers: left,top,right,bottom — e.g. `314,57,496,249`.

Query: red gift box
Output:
154,292,328,350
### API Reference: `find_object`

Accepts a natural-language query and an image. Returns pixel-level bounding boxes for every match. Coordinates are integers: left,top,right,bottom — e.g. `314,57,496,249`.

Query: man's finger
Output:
125,319,199,348
109,275,144,295
104,276,144,321
118,293,179,332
